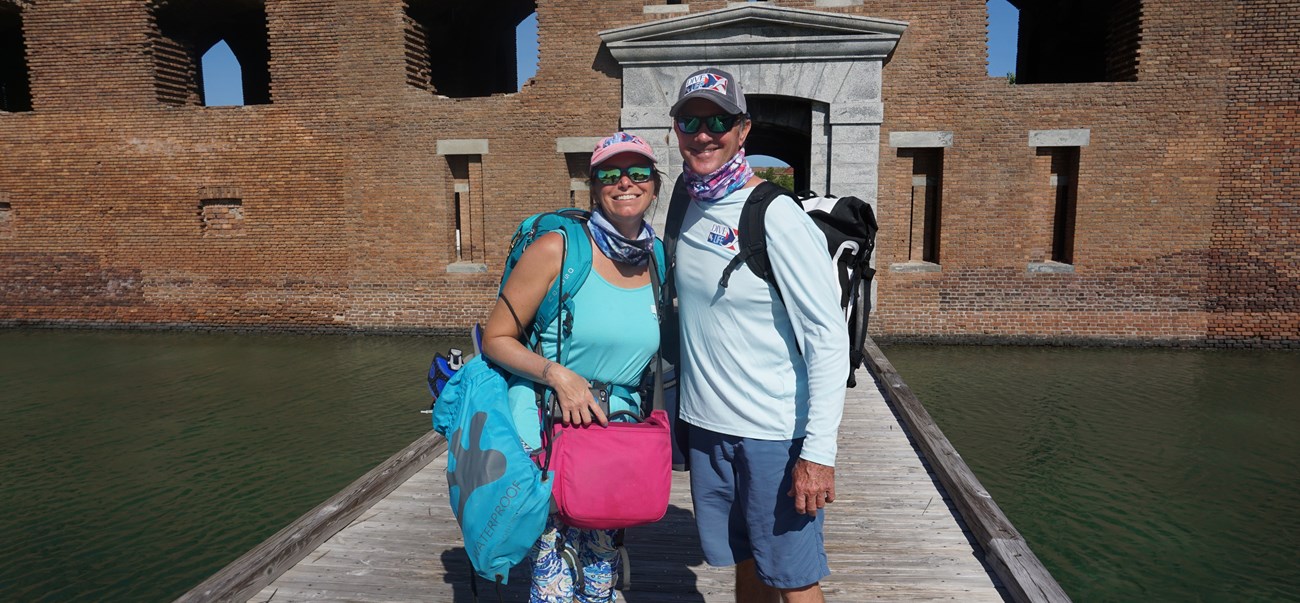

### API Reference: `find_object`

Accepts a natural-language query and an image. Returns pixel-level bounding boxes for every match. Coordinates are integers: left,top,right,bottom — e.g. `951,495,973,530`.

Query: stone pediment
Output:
600,4,906,65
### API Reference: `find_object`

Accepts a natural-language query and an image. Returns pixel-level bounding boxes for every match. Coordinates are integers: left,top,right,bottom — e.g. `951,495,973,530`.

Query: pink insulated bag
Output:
546,409,672,530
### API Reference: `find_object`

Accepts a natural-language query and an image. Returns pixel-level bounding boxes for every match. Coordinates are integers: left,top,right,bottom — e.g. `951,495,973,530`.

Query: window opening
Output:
0,197,13,238
1005,0,1140,84
899,148,943,264
564,152,592,206
516,12,539,90
986,0,1018,81
200,40,244,106
446,155,485,263
453,189,465,260
405,0,537,97
448,156,469,261
0,3,32,112
1049,147,1079,264
151,0,271,106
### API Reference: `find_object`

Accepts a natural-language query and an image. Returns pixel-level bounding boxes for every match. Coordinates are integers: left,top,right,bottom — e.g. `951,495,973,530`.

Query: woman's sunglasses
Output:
675,113,744,135
593,165,655,185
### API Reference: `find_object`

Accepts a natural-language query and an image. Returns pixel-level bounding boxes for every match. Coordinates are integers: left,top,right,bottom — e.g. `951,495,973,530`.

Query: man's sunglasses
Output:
593,165,655,185
675,113,744,135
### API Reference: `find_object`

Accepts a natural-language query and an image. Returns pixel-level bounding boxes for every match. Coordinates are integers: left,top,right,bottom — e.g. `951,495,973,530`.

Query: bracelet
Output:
541,361,554,381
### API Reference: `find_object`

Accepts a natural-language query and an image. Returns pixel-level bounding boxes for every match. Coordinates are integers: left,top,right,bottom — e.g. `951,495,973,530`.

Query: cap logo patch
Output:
684,73,728,96
598,132,638,150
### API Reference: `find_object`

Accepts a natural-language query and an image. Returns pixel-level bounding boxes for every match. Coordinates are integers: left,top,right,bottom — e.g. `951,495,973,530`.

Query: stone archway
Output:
746,95,813,193
599,4,906,227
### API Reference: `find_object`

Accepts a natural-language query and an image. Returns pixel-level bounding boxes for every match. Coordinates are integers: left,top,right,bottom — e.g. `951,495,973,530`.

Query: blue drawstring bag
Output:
431,355,552,584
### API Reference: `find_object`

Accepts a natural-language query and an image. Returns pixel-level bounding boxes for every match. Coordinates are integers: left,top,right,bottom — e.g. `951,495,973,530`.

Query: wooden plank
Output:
173,430,448,603
861,336,1071,603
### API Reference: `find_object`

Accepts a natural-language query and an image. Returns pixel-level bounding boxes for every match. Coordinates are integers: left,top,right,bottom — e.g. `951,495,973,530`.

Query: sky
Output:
201,1,1019,166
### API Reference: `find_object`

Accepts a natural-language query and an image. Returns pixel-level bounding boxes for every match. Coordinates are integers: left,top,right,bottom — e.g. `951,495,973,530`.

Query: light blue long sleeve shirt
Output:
676,185,849,466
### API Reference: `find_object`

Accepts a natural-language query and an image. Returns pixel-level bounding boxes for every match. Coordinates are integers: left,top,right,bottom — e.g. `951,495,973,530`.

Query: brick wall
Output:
864,0,1239,345
0,0,1293,346
1207,1,1300,347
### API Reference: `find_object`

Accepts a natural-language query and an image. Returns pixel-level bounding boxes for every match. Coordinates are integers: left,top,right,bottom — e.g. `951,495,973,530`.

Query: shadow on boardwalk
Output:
436,505,707,603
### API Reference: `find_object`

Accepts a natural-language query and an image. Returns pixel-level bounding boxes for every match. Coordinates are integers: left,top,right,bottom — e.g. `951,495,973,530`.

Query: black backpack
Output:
662,177,878,387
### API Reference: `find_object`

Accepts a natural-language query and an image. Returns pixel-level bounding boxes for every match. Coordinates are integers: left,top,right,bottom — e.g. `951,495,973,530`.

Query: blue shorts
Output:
687,425,830,589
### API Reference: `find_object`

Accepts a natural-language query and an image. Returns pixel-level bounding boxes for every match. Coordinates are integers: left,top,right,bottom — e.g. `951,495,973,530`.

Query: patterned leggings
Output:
526,515,621,603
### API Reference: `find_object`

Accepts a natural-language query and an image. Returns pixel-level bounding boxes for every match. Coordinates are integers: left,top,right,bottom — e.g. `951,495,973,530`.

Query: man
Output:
667,67,849,603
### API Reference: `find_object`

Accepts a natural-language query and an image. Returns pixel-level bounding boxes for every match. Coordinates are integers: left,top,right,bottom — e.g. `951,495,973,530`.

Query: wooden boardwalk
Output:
180,339,1067,602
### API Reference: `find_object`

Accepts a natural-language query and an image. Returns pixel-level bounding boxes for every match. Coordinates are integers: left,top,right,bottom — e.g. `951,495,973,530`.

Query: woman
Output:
481,132,662,602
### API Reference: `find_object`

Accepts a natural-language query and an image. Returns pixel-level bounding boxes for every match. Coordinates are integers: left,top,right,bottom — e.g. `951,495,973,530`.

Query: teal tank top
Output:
507,269,660,449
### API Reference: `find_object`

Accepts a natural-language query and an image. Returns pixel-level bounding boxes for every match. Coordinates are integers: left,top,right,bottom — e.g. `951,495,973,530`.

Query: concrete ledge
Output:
556,137,603,154
644,4,690,14
436,139,489,156
1027,261,1075,274
1028,129,1090,147
891,260,941,273
890,131,953,148
445,262,488,274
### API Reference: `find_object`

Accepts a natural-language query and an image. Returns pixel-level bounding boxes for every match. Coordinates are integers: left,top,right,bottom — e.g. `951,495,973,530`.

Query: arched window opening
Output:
516,12,539,90
405,0,537,97
1003,0,1141,84
151,0,271,106
0,2,33,113
200,40,244,107
986,0,1018,81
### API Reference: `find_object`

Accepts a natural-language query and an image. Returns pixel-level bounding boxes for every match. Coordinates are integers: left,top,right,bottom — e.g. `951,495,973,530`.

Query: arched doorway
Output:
745,95,812,193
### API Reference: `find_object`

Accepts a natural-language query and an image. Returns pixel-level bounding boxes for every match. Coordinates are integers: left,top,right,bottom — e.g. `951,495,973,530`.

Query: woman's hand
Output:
545,363,608,426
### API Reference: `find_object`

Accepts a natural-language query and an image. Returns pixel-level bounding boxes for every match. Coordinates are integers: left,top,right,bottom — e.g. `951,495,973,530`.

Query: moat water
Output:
883,343,1300,602
0,330,1296,601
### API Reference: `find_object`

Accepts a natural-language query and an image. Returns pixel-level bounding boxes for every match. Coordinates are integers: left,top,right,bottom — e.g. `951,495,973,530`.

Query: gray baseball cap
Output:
669,68,747,116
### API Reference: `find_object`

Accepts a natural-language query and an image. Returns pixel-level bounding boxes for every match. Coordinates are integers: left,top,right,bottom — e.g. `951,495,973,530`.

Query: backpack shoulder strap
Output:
651,237,667,285
662,175,691,264
658,180,689,367
522,210,593,347
720,180,789,290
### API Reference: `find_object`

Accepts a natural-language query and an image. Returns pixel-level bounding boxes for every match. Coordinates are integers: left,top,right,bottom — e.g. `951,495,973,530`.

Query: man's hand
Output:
787,459,835,517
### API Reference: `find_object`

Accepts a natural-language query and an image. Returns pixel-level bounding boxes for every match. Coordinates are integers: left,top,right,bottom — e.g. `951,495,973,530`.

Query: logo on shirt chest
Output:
707,223,740,253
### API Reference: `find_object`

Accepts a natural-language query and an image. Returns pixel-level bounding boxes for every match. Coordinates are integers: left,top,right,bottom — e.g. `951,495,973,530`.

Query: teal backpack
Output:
432,207,665,588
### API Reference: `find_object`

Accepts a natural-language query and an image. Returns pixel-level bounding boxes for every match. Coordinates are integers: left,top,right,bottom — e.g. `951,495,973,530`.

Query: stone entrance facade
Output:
601,5,904,216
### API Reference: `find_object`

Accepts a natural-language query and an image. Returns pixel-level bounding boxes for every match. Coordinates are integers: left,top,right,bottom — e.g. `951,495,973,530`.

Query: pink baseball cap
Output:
590,132,657,168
